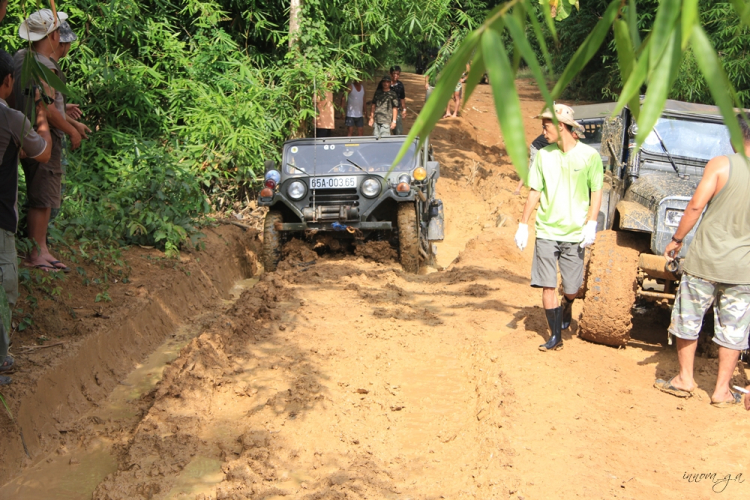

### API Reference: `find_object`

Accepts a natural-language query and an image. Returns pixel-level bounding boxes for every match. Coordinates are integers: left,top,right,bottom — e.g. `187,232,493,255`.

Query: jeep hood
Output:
623,173,699,212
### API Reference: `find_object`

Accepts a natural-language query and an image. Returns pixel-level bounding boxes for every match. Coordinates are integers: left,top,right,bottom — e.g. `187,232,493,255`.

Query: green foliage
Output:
400,0,750,181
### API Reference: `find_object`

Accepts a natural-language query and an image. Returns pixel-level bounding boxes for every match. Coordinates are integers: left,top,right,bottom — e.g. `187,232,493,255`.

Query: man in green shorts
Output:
655,114,750,408
515,104,603,351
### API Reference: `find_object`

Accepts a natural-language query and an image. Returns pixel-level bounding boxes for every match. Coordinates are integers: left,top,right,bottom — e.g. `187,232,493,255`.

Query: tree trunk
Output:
289,0,302,47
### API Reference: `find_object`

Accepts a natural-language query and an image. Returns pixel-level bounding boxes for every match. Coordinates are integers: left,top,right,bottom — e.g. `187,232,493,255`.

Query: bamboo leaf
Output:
462,44,486,108
690,24,746,155
483,27,528,183
612,48,649,121
613,20,641,120
648,0,680,75
627,0,640,50
550,0,620,100
681,0,698,49
636,25,682,148
540,0,558,43
524,0,553,74
511,4,526,72
505,14,555,124
391,30,481,168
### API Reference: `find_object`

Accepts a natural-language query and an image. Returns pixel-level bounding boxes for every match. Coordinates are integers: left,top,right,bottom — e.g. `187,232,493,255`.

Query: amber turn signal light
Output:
260,187,273,197
396,182,410,193
413,167,427,181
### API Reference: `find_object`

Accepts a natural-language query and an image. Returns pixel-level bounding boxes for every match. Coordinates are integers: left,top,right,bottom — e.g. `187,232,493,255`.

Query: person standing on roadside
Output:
369,75,398,139
0,49,53,385
314,86,335,138
14,9,82,272
390,66,407,135
515,104,602,352
655,114,750,408
341,79,365,137
50,20,89,222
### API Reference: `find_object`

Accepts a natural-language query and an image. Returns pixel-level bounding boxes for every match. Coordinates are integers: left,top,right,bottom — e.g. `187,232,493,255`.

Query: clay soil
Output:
1,74,749,500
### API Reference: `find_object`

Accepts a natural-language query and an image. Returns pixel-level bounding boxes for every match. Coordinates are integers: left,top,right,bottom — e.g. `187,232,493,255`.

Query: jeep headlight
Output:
665,209,684,227
287,180,307,200
361,178,381,198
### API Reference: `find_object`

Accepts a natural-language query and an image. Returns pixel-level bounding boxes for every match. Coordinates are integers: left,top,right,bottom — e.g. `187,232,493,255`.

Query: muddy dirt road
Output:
2,74,749,500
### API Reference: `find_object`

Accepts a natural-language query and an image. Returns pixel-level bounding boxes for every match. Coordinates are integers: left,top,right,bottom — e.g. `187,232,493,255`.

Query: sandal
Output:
710,391,742,408
0,355,14,373
654,378,693,398
48,261,71,273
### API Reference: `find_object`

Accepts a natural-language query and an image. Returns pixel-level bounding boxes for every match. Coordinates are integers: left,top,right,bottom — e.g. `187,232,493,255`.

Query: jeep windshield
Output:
283,141,417,175
642,117,733,162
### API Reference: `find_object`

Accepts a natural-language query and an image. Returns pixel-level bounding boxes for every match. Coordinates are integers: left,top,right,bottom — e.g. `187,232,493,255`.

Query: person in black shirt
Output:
390,66,406,135
0,49,52,384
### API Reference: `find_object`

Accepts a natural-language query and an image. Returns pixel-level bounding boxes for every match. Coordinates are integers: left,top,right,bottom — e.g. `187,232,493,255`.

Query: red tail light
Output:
265,179,277,189
260,187,273,197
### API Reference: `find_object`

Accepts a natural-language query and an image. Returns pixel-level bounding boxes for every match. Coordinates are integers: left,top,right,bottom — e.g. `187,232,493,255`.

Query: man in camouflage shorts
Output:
368,75,398,139
655,114,750,407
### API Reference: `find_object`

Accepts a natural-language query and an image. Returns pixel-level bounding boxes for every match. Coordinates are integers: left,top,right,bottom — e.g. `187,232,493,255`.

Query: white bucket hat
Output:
19,9,68,42
535,103,586,138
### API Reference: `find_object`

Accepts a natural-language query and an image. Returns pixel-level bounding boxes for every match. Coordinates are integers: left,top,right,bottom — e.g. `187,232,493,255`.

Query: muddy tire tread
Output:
263,210,283,272
579,230,640,347
397,203,420,273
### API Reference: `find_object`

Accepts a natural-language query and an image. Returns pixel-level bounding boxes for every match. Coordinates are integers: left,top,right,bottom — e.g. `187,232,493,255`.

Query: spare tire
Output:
579,230,641,347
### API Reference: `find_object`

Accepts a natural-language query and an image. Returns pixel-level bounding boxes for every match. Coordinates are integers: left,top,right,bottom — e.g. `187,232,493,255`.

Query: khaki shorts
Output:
0,229,17,307
373,122,392,139
22,133,62,209
669,273,750,350
531,238,585,295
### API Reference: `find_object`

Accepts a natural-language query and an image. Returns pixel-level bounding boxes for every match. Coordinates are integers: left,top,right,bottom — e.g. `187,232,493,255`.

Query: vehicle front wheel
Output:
263,210,283,272
397,203,420,273
579,230,641,347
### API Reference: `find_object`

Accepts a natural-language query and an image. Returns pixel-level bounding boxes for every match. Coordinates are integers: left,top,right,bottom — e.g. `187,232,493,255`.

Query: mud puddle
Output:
0,276,261,500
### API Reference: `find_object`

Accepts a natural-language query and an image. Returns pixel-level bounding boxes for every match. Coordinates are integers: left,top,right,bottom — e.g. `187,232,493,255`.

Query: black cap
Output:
381,75,391,82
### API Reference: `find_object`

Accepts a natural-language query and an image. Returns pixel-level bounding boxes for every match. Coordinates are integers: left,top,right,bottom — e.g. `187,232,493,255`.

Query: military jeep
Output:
572,100,736,347
258,136,443,272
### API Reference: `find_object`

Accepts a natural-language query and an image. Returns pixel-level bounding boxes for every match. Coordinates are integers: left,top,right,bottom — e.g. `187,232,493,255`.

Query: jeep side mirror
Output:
264,160,276,173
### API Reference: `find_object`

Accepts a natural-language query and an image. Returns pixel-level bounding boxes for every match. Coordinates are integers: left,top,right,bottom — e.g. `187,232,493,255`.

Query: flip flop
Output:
710,391,742,408
48,261,71,273
0,355,14,373
654,378,694,398
24,264,61,272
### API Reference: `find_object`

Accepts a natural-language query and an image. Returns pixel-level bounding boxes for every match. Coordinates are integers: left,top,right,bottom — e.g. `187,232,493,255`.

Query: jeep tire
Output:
263,210,283,272
579,230,640,347
397,203,420,273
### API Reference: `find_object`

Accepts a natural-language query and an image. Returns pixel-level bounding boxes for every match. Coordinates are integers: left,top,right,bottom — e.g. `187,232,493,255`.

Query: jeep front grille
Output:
309,188,360,206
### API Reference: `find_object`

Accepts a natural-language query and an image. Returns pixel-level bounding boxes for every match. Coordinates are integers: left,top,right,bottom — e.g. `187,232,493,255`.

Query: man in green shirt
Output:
515,104,603,351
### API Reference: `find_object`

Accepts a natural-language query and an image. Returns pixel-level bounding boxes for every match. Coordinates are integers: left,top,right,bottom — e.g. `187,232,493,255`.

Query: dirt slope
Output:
2,74,749,500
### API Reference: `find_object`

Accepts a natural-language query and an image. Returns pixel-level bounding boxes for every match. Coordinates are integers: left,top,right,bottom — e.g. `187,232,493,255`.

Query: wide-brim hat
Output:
536,103,586,138
58,20,77,43
19,9,68,42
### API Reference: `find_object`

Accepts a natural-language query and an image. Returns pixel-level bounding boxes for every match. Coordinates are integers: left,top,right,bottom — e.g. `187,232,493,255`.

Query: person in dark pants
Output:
369,76,398,139
515,104,603,352
390,66,406,135
0,49,52,385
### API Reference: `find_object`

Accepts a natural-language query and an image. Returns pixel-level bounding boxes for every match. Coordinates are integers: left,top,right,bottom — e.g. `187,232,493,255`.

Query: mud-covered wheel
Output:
263,210,283,272
397,203,420,273
579,230,641,347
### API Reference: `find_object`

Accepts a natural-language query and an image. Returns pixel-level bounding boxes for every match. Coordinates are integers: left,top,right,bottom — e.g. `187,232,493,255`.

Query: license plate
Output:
310,176,357,189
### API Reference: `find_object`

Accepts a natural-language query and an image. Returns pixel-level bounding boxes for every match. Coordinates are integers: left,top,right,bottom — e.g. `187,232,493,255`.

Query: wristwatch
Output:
671,235,683,244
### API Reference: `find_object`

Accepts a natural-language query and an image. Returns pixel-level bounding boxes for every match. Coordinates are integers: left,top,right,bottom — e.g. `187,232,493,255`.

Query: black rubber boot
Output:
539,306,563,352
561,297,574,330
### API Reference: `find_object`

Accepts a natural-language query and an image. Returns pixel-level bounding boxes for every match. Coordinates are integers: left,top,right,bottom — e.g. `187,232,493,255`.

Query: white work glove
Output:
579,220,598,249
515,223,529,251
